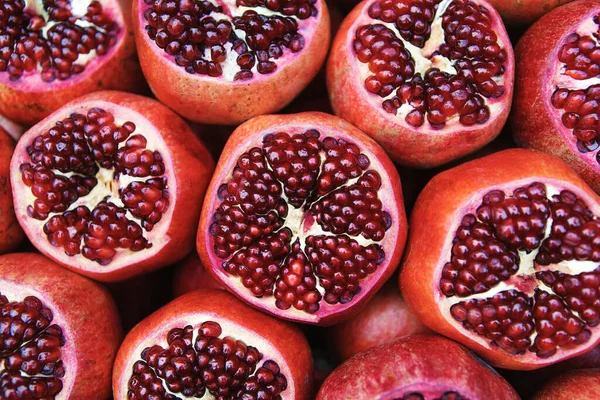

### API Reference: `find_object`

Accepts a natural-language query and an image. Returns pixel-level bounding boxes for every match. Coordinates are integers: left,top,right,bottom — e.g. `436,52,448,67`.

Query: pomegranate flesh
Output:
10,91,214,282
197,112,407,325
533,368,600,399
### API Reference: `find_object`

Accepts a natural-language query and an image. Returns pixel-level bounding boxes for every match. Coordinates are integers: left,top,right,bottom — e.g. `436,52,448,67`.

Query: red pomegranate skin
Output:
488,0,574,26
113,289,314,399
317,334,520,400
511,0,600,193
329,283,430,361
0,252,122,399
533,368,600,399
400,148,600,370
0,127,23,254
172,252,223,298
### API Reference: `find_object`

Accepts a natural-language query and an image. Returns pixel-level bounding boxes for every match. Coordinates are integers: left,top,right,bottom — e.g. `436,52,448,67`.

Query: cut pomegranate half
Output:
0,252,121,399
512,0,600,193
113,289,313,399
0,0,144,126
327,0,514,168
133,0,331,124
10,91,214,282
197,112,407,325
401,149,600,370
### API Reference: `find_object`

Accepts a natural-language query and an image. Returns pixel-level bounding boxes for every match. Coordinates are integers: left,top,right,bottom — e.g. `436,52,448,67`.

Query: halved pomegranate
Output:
533,368,600,399
327,0,514,168
10,91,215,282
133,0,331,125
0,252,121,399
511,0,600,193
401,148,600,370
317,334,520,399
197,112,407,325
0,126,24,254
114,289,313,399
0,0,145,126
172,252,224,298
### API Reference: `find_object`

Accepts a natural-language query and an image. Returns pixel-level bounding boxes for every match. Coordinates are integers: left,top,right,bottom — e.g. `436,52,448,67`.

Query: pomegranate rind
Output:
197,111,407,325
400,148,600,370
327,0,515,168
0,252,122,399
0,128,23,254
532,368,600,400
0,0,145,126
172,252,224,298
487,0,573,26
317,334,520,400
10,91,215,282
133,0,331,125
511,0,600,193
113,289,313,399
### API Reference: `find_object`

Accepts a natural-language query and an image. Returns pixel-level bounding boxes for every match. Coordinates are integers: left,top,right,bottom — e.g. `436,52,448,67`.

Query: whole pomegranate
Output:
0,252,121,399
172,252,223,298
327,0,515,168
317,334,519,399
0,0,145,126
113,289,313,399
487,0,574,26
401,148,600,370
0,127,23,254
197,112,408,325
10,91,214,282
132,0,331,125
329,283,430,361
532,368,600,399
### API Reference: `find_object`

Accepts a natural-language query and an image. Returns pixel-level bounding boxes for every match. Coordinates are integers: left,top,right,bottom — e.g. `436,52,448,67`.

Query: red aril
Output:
132,0,331,125
512,0,600,193
0,127,23,254
113,289,313,399
401,148,600,370
532,368,600,399
327,0,514,168
197,112,407,325
172,252,223,298
0,0,145,126
317,334,520,400
487,0,574,26
10,91,215,282
0,252,121,399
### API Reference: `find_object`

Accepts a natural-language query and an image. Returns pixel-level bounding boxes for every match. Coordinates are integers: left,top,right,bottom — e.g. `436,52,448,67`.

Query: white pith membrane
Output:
0,280,75,400
0,0,122,89
350,0,508,130
0,114,25,140
11,100,176,273
140,0,320,82
547,9,600,168
206,126,400,323
436,178,600,361
121,314,295,400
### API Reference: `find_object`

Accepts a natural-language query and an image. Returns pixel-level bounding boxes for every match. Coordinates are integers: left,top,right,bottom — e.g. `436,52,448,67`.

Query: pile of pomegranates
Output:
4,0,600,399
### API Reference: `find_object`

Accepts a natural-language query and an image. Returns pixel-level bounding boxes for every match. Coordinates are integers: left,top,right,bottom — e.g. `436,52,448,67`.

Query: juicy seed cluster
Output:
0,0,119,81
21,108,169,265
0,293,66,400
127,321,287,400
558,30,600,80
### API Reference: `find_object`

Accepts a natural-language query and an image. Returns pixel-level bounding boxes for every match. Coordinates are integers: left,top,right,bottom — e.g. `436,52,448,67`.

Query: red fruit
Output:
317,334,519,399
132,0,331,125
0,0,145,126
0,127,23,254
401,148,600,370
532,368,600,399
487,0,574,26
10,91,214,282
172,252,223,298
329,284,430,360
327,0,515,168
197,112,407,325
0,253,121,399
113,289,313,399
512,0,600,193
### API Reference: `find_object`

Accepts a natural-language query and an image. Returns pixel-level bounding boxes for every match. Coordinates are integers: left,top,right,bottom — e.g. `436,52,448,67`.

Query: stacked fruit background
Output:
1,0,600,398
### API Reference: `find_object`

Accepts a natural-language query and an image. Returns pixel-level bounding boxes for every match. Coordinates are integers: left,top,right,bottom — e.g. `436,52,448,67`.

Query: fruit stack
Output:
1,0,600,399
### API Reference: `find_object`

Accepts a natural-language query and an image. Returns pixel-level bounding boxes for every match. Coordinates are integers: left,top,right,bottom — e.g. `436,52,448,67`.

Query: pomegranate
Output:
197,112,407,325
511,0,600,194
532,368,600,399
0,127,24,255
487,0,574,26
329,283,430,361
317,334,519,399
326,0,514,168
0,252,121,399
113,289,313,399
172,252,224,298
400,148,600,370
10,91,215,282
0,0,145,126
132,0,331,125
